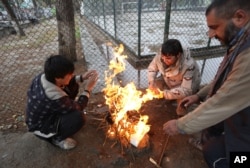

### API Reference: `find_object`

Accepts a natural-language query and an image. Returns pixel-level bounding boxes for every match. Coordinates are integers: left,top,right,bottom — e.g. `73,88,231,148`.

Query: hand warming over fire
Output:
179,94,200,108
82,70,98,81
163,119,180,136
148,82,161,95
84,70,98,92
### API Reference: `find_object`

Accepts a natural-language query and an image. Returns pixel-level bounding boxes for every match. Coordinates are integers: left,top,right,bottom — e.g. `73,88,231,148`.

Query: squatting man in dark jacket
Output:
163,0,250,167
25,55,98,150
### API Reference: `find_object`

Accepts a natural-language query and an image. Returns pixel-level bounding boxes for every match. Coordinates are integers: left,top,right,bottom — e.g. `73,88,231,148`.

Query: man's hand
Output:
179,94,200,109
84,70,98,92
82,70,97,80
148,81,160,94
148,81,156,89
163,119,180,136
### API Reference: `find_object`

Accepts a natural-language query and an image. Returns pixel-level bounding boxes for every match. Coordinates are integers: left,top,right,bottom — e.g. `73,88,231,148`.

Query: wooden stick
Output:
149,157,161,168
158,135,170,166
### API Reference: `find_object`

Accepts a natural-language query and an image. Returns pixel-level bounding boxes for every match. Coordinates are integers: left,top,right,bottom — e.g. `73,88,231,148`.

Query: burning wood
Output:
102,44,163,148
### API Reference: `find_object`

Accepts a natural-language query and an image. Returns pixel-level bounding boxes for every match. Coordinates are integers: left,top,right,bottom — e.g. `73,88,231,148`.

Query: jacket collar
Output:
41,74,67,100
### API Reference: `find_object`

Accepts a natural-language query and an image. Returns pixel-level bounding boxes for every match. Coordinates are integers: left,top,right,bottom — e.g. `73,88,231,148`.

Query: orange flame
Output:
103,44,163,147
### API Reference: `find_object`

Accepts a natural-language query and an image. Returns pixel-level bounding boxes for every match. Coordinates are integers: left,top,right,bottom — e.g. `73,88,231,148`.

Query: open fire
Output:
102,44,163,148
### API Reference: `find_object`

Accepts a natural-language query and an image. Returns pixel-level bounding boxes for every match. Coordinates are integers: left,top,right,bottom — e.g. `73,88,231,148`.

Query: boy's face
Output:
55,73,73,87
161,54,179,66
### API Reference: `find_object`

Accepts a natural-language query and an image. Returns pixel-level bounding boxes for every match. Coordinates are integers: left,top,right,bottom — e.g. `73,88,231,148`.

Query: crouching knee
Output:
74,111,86,128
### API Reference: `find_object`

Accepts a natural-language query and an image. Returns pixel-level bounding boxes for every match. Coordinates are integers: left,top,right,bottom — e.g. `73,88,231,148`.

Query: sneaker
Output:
188,137,202,151
52,137,77,150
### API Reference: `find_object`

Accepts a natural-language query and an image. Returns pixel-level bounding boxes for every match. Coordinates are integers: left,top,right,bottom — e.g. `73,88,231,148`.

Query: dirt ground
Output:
0,93,208,168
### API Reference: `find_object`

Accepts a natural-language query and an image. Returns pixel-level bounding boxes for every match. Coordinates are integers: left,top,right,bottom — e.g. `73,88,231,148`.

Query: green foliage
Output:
75,26,80,39
51,7,56,16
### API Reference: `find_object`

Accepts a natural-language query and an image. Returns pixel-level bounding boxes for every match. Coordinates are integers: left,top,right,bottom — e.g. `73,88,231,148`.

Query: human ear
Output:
177,53,181,59
232,9,248,27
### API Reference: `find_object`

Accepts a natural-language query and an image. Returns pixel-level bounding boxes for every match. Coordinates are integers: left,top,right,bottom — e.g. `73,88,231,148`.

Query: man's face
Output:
161,54,179,66
206,9,240,46
224,21,241,45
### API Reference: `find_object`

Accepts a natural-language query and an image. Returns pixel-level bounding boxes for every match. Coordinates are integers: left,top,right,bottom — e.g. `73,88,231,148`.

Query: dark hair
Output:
44,55,75,83
161,39,183,56
206,0,250,19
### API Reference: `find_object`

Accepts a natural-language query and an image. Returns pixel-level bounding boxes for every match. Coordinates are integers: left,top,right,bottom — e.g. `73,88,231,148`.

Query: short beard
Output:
223,21,241,46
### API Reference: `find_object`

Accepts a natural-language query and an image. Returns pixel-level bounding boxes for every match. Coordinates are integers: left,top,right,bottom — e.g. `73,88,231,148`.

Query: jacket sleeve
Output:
56,93,89,114
57,76,90,114
164,63,199,100
177,48,250,134
196,83,212,101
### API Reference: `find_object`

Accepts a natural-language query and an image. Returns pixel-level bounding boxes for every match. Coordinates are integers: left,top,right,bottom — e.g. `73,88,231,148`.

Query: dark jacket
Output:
25,73,89,134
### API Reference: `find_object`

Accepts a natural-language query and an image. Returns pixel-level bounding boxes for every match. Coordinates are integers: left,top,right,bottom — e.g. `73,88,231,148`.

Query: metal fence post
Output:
200,38,212,77
137,0,143,88
163,0,172,42
102,0,107,31
138,0,142,58
112,0,117,39
96,0,100,26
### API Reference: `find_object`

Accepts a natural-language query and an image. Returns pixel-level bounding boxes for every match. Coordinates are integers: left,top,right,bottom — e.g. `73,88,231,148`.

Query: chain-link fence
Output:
81,0,225,87
0,0,225,132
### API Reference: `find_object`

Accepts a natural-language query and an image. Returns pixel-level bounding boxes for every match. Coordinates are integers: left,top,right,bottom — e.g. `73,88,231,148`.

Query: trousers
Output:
36,111,85,142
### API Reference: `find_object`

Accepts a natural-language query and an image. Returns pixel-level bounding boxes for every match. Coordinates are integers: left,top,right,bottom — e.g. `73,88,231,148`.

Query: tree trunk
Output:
55,0,77,61
1,0,25,36
32,0,38,9
46,0,52,8
73,0,81,12
14,0,20,8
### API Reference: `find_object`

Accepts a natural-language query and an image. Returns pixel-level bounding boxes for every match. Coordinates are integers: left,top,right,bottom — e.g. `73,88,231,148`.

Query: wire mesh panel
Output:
0,1,58,132
81,0,223,87
0,1,86,132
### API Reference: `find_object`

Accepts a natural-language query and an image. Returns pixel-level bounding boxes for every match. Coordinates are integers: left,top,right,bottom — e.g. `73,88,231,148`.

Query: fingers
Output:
89,73,98,82
180,98,190,108
180,95,200,108
84,70,99,91
83,70,98,80
163,122,168,130
88,70,97,76
163,125,174,136
163,120,179,136
149,87,160,95
148,81,156,89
